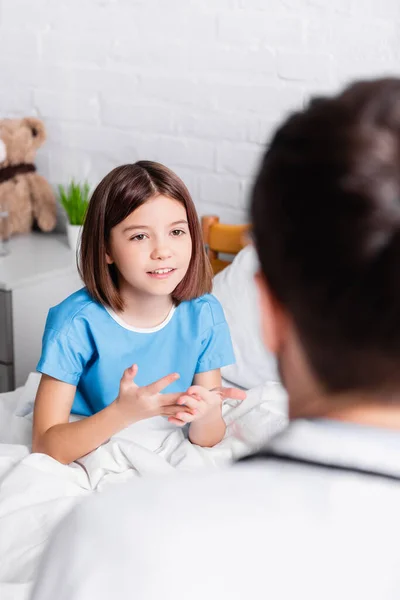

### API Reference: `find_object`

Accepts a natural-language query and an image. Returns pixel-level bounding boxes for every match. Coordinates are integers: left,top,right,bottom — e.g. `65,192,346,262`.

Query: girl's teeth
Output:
152,269,172,274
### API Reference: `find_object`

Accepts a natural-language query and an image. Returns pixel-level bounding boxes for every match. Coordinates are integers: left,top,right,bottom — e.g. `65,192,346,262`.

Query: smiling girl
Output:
32,161,244,464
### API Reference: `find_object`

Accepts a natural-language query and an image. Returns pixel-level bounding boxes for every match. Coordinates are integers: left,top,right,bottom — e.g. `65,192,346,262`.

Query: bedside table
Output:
0,232,82,392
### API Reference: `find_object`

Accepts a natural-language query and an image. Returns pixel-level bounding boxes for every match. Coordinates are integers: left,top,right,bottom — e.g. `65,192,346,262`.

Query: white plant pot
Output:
67,223,82,254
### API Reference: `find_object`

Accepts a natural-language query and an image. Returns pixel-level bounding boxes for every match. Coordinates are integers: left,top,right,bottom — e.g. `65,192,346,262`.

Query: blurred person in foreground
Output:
32,78,400,600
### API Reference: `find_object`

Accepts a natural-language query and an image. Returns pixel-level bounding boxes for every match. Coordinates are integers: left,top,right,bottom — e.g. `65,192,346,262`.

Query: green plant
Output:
58,180,90,226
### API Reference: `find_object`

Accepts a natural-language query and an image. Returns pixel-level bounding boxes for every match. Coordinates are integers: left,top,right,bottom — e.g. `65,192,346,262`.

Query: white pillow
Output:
212,245,279,389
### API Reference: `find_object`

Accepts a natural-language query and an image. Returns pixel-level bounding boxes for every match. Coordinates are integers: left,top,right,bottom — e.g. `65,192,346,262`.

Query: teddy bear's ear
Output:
0,139,6,163
23,117,46,145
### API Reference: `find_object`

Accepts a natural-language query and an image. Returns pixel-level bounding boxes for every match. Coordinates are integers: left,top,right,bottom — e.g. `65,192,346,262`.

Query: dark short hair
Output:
79,161,213,311
251,78,400,393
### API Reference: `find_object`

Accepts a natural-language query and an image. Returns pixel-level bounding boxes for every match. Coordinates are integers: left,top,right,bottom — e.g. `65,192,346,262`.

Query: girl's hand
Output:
211,386,247,402
115,365,193,426
168,385,246,426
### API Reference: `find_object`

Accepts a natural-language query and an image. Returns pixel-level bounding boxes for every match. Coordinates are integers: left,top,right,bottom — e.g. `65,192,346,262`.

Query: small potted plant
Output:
59,180,90,252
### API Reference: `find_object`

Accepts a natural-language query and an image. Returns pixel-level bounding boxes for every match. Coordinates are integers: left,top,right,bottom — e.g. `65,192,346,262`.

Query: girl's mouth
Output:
147,268,176,279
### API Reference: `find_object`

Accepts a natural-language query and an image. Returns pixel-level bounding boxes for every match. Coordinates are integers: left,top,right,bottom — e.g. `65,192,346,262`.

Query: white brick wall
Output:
1,0,399,223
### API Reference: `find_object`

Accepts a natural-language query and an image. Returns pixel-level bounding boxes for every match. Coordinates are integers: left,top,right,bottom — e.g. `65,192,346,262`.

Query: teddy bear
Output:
0,117,57,235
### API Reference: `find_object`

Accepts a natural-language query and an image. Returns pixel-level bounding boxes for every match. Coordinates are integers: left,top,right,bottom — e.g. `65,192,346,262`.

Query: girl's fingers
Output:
187,385,207,399
167,417,187,427
144,372,180,396
215,386,247,401
175,411,196,423
187,386,215,403
177,395,199,410
163,405,195,417
161,392,185,405
122,364,138,383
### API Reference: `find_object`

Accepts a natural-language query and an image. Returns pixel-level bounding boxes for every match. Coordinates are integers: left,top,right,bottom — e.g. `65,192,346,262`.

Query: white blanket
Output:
0,373,287,600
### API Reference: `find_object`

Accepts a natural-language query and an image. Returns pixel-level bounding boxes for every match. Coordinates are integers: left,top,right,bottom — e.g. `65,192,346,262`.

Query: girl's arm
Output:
32,367,189,465
187,369,226,447
32,375,135,465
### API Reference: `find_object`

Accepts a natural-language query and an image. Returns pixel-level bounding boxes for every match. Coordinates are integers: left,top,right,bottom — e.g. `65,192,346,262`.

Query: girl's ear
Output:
105,242,114,265
254,271,288,355
104,228,113,264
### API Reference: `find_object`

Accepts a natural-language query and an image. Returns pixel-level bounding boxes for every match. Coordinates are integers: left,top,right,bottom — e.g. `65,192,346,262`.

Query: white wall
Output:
1,0,400,223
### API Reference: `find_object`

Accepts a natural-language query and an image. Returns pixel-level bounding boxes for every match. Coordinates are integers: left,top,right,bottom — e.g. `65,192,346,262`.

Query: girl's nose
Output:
150,244,172,261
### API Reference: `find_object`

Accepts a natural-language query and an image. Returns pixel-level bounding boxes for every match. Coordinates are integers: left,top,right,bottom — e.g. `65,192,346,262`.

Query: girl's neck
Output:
116,284,174,329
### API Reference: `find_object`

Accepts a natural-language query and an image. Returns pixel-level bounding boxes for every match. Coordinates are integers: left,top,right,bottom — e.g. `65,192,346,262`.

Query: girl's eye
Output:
131,234,147,241
171,229,185,237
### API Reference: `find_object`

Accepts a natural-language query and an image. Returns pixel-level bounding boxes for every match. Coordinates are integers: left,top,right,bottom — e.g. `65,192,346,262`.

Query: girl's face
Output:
106,195,192,298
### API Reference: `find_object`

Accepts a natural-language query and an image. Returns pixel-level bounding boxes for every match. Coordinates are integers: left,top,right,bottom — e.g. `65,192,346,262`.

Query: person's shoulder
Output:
68,465,265,527
46,288,103,335
56,459,400,528
68,464,282,549
32,467,270,599
32,461,400,600
182,294,227,328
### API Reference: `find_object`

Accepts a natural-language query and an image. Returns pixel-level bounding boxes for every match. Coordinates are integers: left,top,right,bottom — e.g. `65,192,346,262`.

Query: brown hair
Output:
79,161,213,311
251,78,400,394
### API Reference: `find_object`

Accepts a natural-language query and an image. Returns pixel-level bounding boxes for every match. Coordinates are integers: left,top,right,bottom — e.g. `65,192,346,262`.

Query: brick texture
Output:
0,0,399,223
